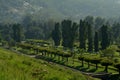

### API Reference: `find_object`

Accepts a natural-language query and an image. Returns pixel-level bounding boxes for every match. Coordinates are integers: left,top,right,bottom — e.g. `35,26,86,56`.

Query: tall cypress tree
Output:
79,20,87,50
87,23,93,52
12,24,22,42
61,20,71,48
52,23,61,46
61,20,78,49
69,22,78,49
94,31,99,52
101,25,110,50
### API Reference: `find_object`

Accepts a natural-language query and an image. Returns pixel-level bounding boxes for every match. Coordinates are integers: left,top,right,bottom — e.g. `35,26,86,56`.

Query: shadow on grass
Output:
35,55,114,80
35,55,66,65
109,74,120,80
87,68,97,72
79,67,89,72
35,55,97,72
75,65,84,68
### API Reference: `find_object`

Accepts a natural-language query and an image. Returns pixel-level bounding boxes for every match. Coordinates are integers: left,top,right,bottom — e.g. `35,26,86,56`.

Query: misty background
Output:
0,0,120,23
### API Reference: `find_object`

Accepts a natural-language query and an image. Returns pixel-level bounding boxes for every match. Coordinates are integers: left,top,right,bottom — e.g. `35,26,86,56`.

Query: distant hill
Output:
0,0,120,23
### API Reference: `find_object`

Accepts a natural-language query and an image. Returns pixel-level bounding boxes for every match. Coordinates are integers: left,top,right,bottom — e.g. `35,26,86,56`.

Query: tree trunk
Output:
58,56,60,61
88,62,90,68
66,57,68,62
50,53,52,58
104,66,108,72
44,52,46,56
118,69,120,75
82,60,84,67
96,64,98,70
42,52,43,56
54,54,56,59
62,57,64,61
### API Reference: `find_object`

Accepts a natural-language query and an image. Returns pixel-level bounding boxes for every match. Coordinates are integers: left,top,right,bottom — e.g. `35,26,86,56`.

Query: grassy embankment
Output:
0,48,99,80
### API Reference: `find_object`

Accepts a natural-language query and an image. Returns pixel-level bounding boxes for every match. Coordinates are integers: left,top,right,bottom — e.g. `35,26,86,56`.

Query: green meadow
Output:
0,48,99,80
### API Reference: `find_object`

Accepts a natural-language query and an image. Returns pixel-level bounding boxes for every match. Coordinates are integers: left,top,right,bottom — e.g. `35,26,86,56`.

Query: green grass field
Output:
0,48,99,80
16,45,119,74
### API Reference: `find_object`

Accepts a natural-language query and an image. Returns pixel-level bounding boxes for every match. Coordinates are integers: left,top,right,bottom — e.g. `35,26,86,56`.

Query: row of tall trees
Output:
52,19,111,52
0,23,24,46
61,20,78,49
0,16,119,47
52,20,78,49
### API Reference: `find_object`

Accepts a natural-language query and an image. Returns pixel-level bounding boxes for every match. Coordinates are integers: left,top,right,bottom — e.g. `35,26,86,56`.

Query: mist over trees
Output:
0,15,120,51
50,16,120,52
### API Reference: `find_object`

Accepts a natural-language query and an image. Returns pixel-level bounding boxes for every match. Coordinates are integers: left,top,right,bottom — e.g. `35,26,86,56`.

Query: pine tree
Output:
61,20,71,48
79,20,87,50
87,23,93,52
94,31,99,52
12,24,22,42
52,23,61,46
69,22,78,49
61,20,78,49
101,25,110,49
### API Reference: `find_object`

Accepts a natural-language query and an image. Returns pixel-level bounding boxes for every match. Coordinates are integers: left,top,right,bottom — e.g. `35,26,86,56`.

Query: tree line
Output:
0,16,120,47
52,19,111,52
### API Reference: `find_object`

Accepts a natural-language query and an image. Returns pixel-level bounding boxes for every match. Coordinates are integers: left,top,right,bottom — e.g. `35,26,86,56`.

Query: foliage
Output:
112,23,120,44
114,63,120,75
79,20,87,50
12,24,23,42
101,47,116,59
87,23,93,52
94,32,99,52
101,25,110,50
100,58,113,72
26,39,50,45
78,56,85,67
100,58,113,66
52,23,61,46
90,57,101,70
61,20,78,49
84,56,92,68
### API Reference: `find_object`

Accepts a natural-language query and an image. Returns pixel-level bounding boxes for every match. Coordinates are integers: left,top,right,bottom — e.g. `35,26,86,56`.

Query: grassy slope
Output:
0,48,98,80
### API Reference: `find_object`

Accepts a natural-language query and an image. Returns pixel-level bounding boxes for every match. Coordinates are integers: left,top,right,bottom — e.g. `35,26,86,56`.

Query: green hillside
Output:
0,48,98,80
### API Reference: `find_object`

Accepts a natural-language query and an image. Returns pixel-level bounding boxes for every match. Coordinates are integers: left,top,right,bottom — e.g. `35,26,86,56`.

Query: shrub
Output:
84,57,92,68
114,63,120,75
78,56,84,67
101,47,116,59
90,57,101,70
100,58,113,72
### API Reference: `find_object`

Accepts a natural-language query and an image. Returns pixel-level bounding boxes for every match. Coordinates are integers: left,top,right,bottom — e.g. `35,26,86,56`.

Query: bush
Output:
18,49,28,54
84,57,92,68
114,63,120,75
78,56,84,67
90,57,101,70
101,47,116,59
100,58,113,72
